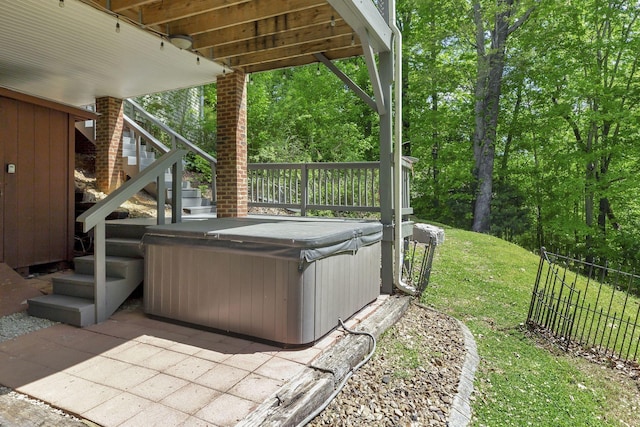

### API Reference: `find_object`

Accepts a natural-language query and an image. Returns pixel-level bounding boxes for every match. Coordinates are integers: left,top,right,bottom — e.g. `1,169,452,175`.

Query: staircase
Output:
121,107,216,216
121,130,215,215
27,222,147,327
27,98,217,327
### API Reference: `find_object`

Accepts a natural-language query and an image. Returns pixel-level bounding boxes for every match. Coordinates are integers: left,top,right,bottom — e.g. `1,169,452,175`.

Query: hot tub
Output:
141,218,382,346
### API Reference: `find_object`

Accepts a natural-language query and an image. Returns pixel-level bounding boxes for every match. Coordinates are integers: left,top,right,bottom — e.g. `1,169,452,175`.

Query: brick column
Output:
95,97,124,193
216,71,248,217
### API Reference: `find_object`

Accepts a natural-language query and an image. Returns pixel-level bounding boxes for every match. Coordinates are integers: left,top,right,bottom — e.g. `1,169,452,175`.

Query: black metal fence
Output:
527,247,640,363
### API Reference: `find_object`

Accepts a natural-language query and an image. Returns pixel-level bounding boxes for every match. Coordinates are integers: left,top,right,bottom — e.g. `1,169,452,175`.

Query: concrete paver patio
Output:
0,297,388,426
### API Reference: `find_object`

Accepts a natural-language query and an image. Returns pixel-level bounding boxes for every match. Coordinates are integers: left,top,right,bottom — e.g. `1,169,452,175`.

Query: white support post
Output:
93,221,107,323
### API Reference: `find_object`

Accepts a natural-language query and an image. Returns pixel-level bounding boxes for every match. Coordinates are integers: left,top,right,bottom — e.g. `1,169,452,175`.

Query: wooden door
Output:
0,96,72,269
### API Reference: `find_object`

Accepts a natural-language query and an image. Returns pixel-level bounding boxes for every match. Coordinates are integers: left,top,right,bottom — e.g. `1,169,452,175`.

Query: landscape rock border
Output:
239,295,479,426
448,318,479,426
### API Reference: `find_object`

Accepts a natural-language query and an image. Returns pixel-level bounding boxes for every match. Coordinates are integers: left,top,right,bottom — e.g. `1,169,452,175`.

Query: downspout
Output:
390,14,416,296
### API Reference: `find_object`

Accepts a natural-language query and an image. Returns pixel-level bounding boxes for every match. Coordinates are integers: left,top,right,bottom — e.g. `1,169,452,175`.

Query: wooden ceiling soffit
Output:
162,0,327,36
192,5,338,50
209,20,353,62
244,46,363,73
136,0,253,26
229,34,356,69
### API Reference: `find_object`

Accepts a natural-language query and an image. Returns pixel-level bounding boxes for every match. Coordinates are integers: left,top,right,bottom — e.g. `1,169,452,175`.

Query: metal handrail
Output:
77,149,187,323
123,115,170,157
124,98,217,202
125,99,216,162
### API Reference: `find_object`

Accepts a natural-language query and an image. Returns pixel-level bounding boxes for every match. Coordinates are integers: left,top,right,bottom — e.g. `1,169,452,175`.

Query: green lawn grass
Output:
419,226,640,426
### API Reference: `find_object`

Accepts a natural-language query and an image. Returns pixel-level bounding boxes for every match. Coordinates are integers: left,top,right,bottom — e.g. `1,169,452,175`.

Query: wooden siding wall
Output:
0,97,74,269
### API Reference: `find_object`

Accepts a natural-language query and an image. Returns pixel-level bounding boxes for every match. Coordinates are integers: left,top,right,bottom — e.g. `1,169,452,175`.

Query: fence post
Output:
301,163,308,216
527,247,546,322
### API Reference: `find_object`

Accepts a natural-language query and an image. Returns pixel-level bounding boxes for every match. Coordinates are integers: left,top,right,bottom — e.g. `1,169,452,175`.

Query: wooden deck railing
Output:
249,159,414,216
124,98,415,216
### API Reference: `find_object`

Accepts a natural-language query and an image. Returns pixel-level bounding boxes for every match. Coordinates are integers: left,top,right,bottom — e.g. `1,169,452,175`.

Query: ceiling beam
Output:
139,0,251,26
193,5,337,50
244,46,362,73
165,0,326,36
208,20,353,61
228,33,355,69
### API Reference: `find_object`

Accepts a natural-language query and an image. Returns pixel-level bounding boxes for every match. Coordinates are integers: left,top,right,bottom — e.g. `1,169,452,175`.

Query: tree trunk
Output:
472,0,513,233
499,83,523,182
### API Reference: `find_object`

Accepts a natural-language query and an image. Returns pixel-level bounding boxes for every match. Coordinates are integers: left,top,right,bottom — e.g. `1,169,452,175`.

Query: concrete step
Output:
122,163,139,179
184,205,217,215
168,188,201,199
122,147,156,159
74,255,144,279
179,197,210,208
124,156,138,166
106,237,144,258
126,156,155,168
51,273,127,299
123,148,155,159
27,295,95,327
106,222,149,239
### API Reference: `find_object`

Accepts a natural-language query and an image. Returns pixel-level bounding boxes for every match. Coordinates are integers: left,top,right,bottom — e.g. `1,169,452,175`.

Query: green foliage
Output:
246,62,378,164
490,180,531,241
135,86,216,151
131,0,640,268
401,0,640,267
184,152,212,183
422,225,640,426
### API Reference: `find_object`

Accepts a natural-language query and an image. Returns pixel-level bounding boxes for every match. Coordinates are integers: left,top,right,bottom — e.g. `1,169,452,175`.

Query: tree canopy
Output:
142,0,640,269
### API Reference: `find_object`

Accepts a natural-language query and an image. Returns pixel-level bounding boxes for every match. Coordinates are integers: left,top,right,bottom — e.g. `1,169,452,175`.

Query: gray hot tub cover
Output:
142,218,382,264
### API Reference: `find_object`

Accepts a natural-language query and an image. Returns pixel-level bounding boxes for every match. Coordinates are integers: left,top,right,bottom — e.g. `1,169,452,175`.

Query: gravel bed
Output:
309,302,466,426
0,386,86,427
0,312,58,343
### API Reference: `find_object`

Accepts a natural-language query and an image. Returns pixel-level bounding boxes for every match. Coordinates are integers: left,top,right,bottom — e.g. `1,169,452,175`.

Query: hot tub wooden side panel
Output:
144,244,312,344
143,242,381,346
313,243,381,337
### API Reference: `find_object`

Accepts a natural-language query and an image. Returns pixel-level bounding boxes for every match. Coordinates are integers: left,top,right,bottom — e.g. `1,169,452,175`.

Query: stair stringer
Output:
27,224,148,327
75,256,145,317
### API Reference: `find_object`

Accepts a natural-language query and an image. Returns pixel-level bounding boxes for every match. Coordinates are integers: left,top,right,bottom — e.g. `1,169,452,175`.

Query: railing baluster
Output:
301,164,308,216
